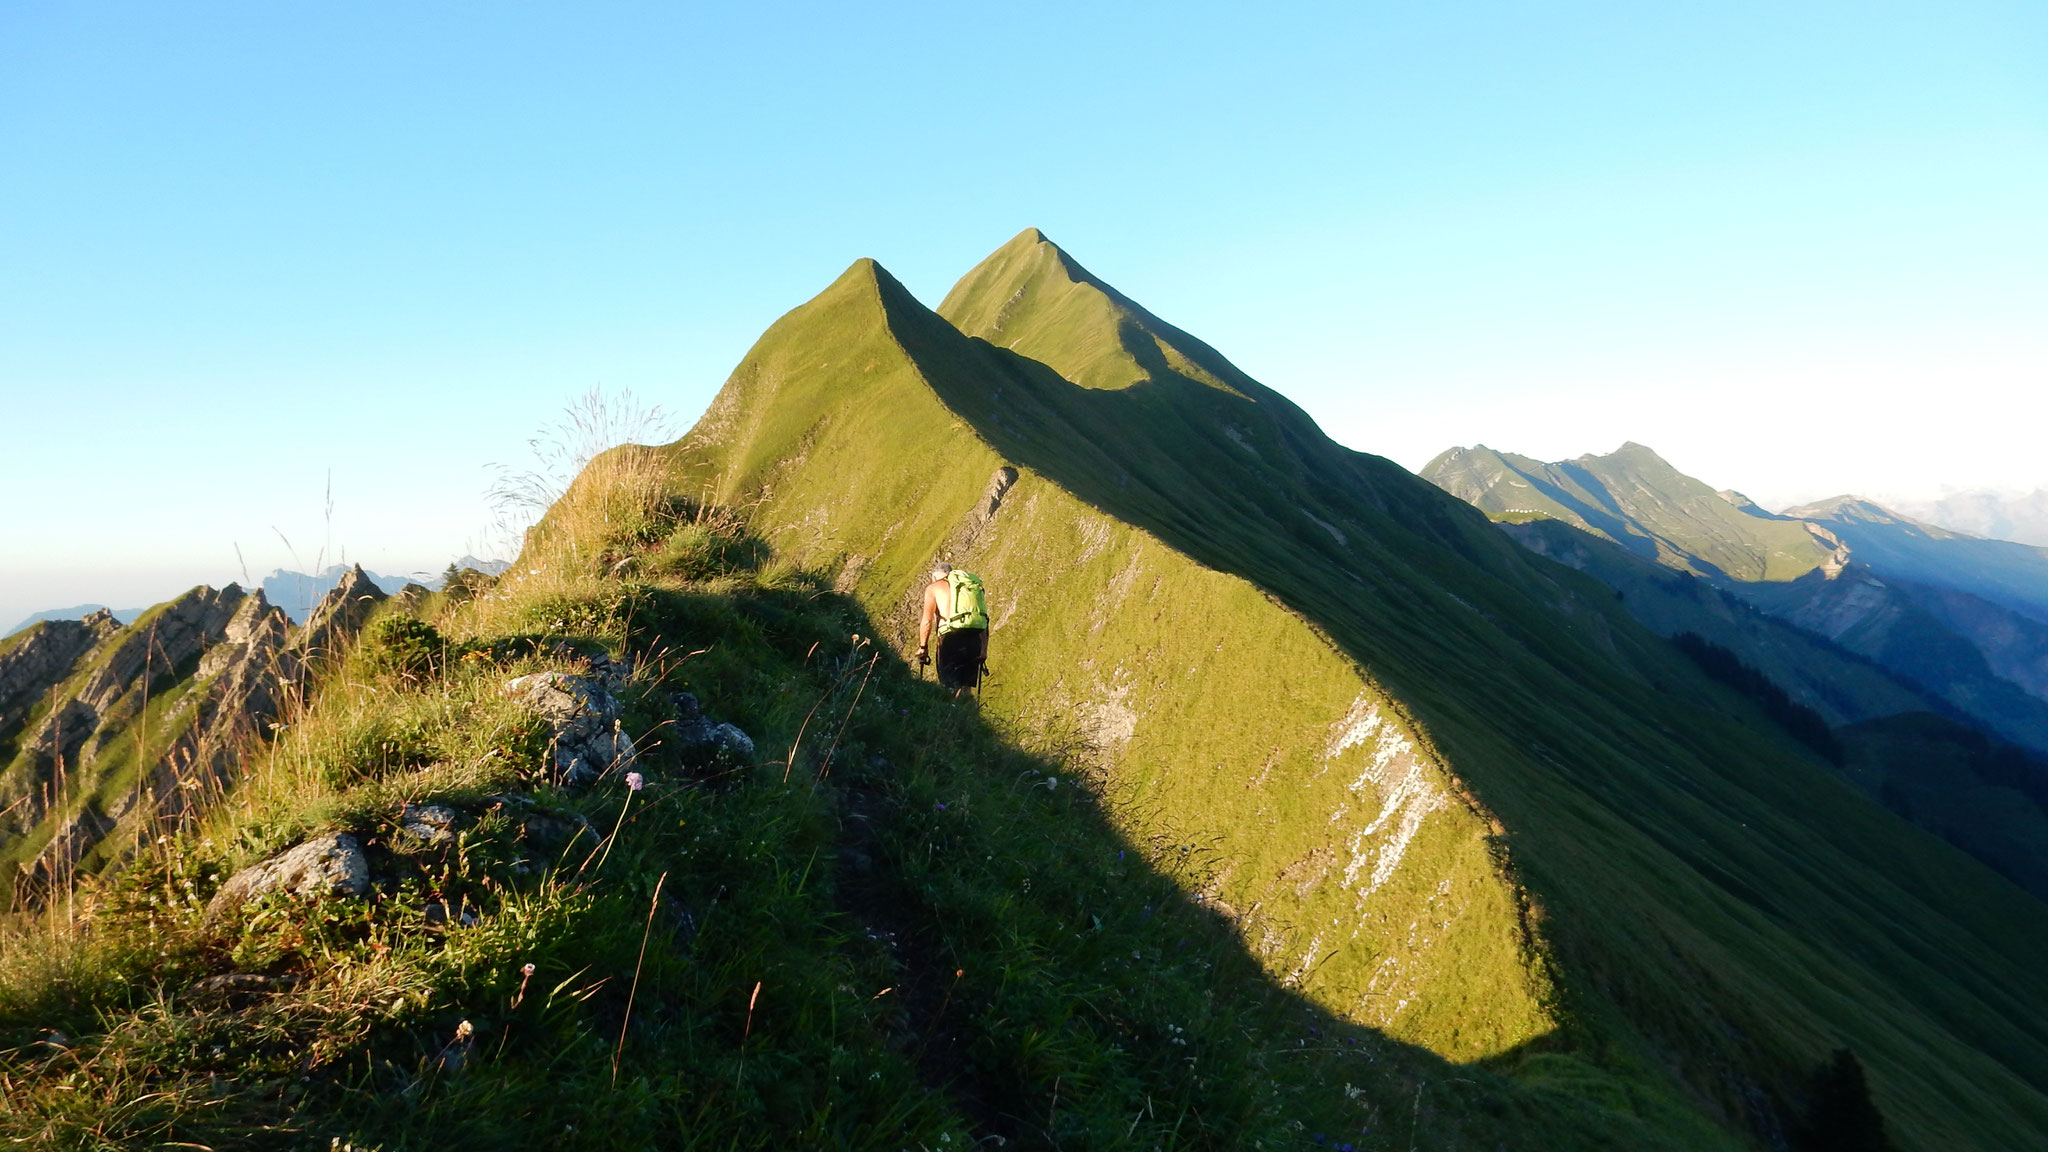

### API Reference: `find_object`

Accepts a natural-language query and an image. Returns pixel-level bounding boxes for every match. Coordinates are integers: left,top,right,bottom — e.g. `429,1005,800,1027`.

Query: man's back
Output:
918,564,987,693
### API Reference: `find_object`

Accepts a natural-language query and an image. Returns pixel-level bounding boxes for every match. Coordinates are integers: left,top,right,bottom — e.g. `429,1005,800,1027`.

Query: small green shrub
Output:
363,615,454,683
650,522,770,580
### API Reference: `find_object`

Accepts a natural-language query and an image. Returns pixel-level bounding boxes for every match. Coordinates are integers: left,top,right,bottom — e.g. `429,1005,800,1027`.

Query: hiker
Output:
917,562,989,695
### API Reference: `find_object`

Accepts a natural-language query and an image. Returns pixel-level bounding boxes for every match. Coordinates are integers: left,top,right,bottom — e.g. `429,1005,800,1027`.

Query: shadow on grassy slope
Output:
893,268,2048,1148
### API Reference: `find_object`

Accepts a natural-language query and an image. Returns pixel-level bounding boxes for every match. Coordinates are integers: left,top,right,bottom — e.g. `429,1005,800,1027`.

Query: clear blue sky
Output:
3,1,2044,627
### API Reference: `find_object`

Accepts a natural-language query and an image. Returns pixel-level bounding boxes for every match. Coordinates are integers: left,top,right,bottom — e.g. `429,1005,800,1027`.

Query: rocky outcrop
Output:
3,587,252,835
204,832,370,925
670,691,756,766
502,664,639,786
499,657,754,787
116,588,295,838
3,574,388,904
0,612,120,741
397,802,463,846
285,565,388,676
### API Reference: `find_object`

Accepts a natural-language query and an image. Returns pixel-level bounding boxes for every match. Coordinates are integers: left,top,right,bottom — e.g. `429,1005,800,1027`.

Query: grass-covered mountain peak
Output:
676,233,2048,1149
937,226,1263,403
1424,440,1836,582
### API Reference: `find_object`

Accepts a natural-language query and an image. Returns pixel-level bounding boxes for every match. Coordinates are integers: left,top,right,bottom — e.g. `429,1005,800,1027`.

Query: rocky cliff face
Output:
0,566,387,904
0,611,121,743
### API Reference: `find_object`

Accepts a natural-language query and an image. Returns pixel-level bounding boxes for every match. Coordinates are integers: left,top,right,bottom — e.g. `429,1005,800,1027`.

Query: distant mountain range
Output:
1889,488,2048,548
258,556,509,623
1424,442,2048,895
4,556,509,636
6,605,147,634
1426,444,2048,739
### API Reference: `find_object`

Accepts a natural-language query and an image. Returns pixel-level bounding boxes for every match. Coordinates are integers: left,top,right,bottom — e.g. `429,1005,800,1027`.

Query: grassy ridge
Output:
0,483,1731,1150
663,230,2048,1149
671,258,1557,1064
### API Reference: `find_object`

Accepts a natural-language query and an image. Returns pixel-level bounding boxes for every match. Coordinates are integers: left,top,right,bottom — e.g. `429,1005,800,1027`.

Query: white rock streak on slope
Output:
1325,697,1445,904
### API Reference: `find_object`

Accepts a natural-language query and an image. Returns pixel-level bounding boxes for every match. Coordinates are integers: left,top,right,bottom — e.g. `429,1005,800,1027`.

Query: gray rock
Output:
504,669,643,785
205,832,370,924
711,723,755,762
284,565,388,675
558,753,600,788
515,809,593,851
422,902,480,928
585,651,635,692
674,716,718,753
0,612,116,736
503,671,615,724
187,973,301,1003
399,803,463,845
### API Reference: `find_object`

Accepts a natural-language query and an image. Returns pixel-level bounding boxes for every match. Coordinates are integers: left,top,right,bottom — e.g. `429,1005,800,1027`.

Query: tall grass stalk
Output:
613,870,666,1087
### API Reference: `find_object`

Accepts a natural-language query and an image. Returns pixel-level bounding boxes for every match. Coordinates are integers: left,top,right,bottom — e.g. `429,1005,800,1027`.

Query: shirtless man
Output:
917,562,989,695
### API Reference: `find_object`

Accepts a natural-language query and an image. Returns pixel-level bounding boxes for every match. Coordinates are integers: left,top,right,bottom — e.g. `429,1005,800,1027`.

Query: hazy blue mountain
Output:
1785,496,2048,627
4,605,145,638
262,557,510,622
1891,489,2048,548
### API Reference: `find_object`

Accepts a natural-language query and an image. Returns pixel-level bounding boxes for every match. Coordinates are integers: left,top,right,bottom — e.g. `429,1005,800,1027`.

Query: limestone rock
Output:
186,973,301,1004
3,587,257,875
711,723,755,762
504,671,614,724
1,583,328,909
667,691,753,769
0,612,118,737
399,803,463,845
672,691,703,723
502,668,637,785
205,832,369,924
286,565,388,675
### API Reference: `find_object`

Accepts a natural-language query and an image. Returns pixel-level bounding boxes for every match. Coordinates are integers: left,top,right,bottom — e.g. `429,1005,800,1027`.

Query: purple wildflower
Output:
626,771,644,792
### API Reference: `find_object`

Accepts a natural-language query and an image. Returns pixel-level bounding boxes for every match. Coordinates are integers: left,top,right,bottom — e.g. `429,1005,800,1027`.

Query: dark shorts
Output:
936,628,987,691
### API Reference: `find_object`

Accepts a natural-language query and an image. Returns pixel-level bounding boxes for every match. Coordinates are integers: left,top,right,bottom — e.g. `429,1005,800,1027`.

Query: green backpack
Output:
939,570,989,634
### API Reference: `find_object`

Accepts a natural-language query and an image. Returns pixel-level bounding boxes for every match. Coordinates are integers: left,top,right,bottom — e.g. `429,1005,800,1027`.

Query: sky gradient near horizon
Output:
3,1,2045,628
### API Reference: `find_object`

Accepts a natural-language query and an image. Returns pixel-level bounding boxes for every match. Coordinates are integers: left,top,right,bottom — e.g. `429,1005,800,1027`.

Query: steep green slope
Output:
1838,712,2048,897
681,256,1554,1063
666,231,2048,1150
1426,443,1834,582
